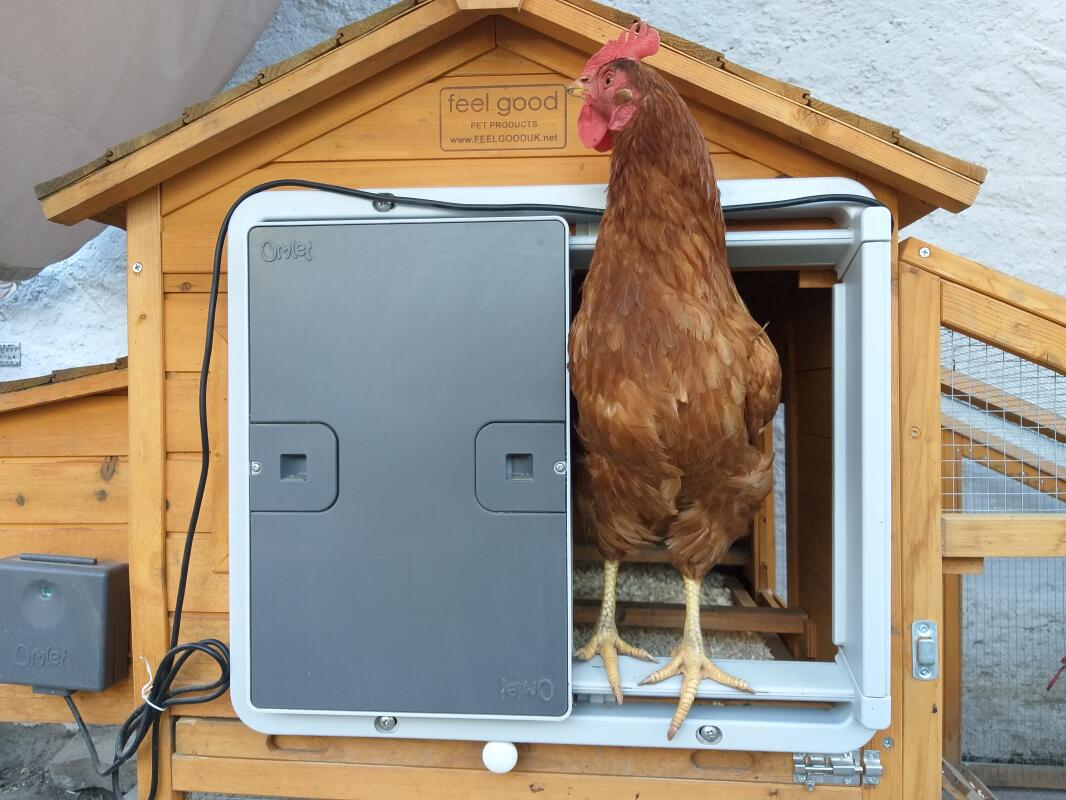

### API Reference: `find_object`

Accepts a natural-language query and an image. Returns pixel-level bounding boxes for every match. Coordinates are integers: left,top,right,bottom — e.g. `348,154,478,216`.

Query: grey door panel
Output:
245,218,570,718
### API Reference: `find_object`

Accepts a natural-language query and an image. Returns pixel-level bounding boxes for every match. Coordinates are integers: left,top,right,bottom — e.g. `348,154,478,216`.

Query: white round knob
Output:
482,741,518,774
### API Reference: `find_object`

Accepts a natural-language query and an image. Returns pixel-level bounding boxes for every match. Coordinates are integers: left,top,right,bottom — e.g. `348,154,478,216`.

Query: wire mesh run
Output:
940,328,1066,513
962,557,1066,785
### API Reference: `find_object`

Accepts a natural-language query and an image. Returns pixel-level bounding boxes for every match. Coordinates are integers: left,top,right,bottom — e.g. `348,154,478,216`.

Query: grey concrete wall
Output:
4,0,1063,380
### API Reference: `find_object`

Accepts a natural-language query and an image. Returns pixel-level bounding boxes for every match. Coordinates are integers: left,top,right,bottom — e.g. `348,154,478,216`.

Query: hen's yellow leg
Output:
575,559,654,704
639,575,754,740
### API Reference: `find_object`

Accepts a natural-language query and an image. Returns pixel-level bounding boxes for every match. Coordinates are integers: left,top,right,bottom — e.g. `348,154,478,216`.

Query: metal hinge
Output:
793,750,882,790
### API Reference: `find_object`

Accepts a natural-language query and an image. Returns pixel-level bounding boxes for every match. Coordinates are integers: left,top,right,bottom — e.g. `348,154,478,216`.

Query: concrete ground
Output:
0,723,112,800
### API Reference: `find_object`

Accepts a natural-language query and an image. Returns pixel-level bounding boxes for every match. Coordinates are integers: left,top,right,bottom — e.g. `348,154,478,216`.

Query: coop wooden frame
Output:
9,1,1066,797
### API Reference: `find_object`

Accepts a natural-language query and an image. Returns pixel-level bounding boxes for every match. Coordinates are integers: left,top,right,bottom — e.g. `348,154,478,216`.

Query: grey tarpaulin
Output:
0,1,280,282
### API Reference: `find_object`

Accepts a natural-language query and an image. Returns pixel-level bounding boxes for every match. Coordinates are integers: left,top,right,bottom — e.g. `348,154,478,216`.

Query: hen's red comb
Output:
581,21,661,77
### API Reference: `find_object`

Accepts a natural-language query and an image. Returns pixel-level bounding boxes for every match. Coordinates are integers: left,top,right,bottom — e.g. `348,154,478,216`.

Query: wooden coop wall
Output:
126,15,919,800
0,378,132,724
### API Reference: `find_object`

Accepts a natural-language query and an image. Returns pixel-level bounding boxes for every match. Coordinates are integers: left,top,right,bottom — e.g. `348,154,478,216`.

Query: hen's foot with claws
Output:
576,622,654,705
575,559,654,704
639,575,754,740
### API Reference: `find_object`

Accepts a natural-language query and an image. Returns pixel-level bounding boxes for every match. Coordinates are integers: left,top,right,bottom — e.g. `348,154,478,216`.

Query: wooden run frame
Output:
898,238,1066,793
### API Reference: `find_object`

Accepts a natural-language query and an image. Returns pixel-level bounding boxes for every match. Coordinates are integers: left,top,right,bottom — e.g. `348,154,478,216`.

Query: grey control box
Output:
231,214,572,722
0,554,130,692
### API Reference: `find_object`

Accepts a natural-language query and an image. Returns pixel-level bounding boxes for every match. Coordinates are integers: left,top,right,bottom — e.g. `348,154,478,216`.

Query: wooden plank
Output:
448,45,559,76
793,297,831,372
165,374,201,452
12,393,123,453
571,544,748,567
164,274,229,294
0,457,128,523
795,368,831,439
277,72,739,163
0,525,127,562
942,558,984,575
0,375,52,394
941,282,1066,376
167,455,215,533
456,0,522,8
496,6,980,212
797,269,839,289
0,368,128,414
902,238,1066,330
41,1,489,225
175,717,796,782
166,533,227,612
0,678,135,724
165,361,227,456
126,186,176,799
942,574,963,766
164,294,228,371
171,754,859,799
942,759,997,799
747,421,777,595
574,598,808,635
942,368,1066,443
161,20,499,216
966,762,1066,791
723,572,758,608
898,263,944,799
796,425,833,658
209,328,230,572
942,514,1066,557
0,394,127,457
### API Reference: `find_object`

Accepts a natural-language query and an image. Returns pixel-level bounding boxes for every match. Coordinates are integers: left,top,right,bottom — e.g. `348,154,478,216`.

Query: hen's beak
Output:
566,78,586,99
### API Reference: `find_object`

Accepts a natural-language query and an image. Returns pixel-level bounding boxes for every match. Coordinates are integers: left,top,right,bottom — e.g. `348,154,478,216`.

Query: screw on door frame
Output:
918,246,931,258
375,715,398,733
250,461,262,475
131,262,143,273
553,461,567,475
696,725,722,745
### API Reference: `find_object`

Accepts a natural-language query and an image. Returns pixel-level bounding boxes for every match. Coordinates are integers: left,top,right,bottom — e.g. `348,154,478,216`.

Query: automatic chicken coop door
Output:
229,177,892,753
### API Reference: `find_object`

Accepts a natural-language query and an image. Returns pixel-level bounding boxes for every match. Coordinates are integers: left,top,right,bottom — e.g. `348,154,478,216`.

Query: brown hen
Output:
568,23,782,740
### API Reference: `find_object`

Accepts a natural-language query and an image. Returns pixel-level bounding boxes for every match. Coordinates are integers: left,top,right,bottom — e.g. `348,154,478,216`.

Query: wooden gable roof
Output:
0,358,127,413
36,0,985,228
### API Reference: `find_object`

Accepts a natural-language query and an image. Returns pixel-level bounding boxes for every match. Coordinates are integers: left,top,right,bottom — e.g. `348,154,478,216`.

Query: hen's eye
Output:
604,74,613,86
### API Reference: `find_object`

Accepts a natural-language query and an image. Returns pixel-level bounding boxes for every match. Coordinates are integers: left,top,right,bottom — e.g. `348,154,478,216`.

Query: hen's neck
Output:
600,73,729,284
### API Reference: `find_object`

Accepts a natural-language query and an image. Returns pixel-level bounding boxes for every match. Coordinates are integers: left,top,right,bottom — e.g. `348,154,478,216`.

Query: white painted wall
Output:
3,0,1063,377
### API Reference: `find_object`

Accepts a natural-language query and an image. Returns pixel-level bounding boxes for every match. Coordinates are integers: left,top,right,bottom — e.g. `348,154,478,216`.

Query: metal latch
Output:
792,751,882,790
912,620,939,680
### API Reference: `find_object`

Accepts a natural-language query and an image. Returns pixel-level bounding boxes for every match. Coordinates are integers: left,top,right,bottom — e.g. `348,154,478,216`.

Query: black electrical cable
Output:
61,178,885,800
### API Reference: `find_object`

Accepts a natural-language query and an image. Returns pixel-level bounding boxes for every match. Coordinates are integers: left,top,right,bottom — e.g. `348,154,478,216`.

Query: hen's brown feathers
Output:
570,61,782,579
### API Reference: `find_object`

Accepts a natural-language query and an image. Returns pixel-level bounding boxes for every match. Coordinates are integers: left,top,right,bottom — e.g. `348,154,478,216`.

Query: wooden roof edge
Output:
0,359,128,414
35,0,985,225
900,237,1066,330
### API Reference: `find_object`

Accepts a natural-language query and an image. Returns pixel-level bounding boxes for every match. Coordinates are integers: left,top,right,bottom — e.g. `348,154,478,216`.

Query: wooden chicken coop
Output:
6,0,1066,797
